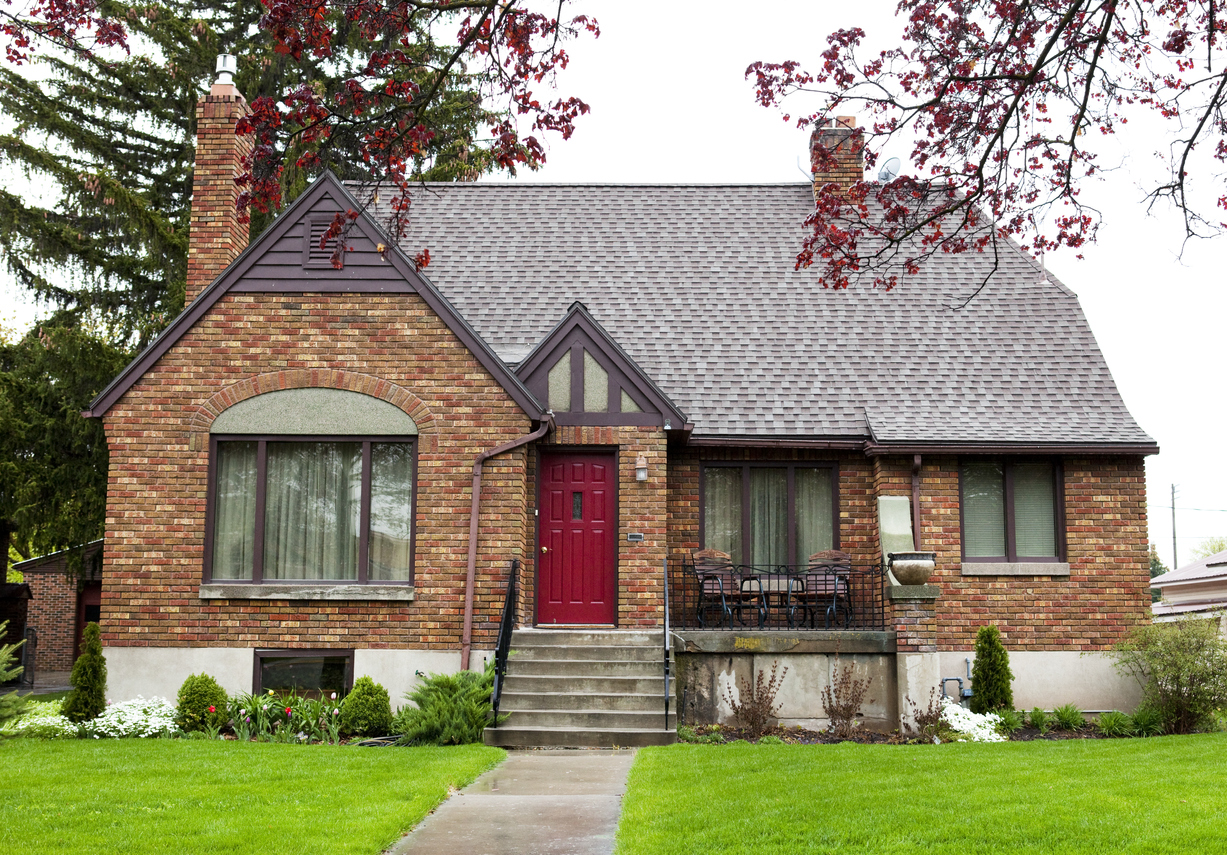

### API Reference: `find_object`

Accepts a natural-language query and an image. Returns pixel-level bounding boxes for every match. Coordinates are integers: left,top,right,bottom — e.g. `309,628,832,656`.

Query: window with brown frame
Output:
960,459,1064,562
254,649,354,697
206,436,415,584
700,462,839,566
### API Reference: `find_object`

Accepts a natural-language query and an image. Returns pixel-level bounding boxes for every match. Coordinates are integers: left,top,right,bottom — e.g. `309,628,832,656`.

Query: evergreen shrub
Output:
62,622,107,723
969,625,1014,713
176,673,229,732
393,666,499,745
341,676,393,737
0,620,29,726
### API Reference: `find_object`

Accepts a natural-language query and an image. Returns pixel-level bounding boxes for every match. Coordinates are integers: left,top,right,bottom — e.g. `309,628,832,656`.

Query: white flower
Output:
79,697,177,739
939,698,1006,743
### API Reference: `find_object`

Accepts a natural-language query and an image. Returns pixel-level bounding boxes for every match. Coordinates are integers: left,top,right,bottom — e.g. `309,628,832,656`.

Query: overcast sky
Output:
3,0,1223,568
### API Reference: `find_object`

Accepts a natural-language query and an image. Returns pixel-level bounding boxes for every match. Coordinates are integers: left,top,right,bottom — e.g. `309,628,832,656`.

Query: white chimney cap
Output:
215,54,237,86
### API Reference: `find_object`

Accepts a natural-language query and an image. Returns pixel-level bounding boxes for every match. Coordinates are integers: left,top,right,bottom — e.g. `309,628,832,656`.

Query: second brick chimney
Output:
186,55,253,306
810,115,864,198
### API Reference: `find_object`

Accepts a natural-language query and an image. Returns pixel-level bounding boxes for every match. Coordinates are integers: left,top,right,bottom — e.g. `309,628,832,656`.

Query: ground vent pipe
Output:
460,415,554,670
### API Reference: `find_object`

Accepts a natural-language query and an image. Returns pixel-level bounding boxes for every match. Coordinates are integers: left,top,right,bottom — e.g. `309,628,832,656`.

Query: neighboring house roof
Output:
11,540,104,577
1151,550,1227,588
86,174,546,421
371,182,1156,449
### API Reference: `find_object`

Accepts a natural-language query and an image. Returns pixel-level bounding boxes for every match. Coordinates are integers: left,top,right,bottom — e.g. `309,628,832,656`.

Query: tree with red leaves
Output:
1,0,127,63
749,1,1227,295
237,0,598,259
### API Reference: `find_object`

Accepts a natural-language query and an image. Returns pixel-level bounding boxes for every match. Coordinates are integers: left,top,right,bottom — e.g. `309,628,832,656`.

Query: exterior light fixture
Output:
635,454,649,482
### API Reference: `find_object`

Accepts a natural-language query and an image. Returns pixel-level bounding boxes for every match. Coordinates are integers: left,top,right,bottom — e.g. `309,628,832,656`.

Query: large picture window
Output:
701,463,838,565
960,460,1062,562
207,437,415,584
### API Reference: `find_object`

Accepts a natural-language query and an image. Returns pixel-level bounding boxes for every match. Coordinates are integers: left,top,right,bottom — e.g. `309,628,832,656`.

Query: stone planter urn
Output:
889,552,937,586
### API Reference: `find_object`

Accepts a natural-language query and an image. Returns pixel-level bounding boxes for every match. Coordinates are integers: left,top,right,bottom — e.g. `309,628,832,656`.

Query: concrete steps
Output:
483,628,677,748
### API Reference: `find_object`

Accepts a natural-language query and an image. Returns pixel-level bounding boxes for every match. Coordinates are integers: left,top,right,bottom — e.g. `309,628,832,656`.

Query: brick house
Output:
11,540,103,675
84,65,1156,739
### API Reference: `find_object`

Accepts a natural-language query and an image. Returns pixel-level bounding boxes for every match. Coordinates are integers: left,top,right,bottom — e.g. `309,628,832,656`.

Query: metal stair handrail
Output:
490,559,518,726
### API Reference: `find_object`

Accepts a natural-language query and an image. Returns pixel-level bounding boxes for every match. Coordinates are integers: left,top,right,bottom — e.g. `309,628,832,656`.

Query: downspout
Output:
912,454,923,550
461,414,554,670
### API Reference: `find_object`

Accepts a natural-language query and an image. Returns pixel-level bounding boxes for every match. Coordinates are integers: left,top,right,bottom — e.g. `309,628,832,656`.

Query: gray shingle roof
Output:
366,182,1153,445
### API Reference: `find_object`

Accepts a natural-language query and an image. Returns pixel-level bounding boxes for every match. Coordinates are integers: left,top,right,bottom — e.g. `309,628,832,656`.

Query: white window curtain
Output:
211,441,257,579
703,467,742,563
750,468,788,565
263,442,362,580
1013,463,1057,557
369,443,414,581
962,462,1007,557
795,468,834,560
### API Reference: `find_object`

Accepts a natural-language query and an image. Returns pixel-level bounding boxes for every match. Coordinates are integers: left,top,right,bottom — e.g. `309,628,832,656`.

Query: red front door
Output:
538,453,617,625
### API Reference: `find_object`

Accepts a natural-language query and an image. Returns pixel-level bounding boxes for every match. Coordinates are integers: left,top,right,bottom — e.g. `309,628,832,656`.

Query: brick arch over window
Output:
188,369,438,436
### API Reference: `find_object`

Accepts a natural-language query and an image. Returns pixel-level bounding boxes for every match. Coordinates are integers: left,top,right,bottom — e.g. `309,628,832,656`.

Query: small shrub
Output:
757,734,785,744
1052,703,1085,731
970,625,1014,713
821,657,872,740
1112,618,1227,734
62,622,107,723
175,673,229,732
1095,710,1133,737
1129,705,1165,737
1028,707,1050,734
393,667,495,745
677,725,724,745
341,676,393,737
995,707,1024,735
723,660,789,739
903,688,951,742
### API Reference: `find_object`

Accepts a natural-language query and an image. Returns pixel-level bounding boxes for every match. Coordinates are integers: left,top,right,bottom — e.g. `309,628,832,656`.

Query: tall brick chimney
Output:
186,55,253,306
810,115,864,198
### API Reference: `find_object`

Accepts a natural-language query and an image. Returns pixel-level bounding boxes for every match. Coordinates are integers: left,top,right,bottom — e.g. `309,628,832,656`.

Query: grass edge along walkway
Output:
0,739,504,855
615,735,1227,855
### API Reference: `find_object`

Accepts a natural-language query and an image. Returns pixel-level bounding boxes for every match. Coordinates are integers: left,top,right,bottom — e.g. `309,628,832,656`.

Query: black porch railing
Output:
490,559,518,725
667,556,887,631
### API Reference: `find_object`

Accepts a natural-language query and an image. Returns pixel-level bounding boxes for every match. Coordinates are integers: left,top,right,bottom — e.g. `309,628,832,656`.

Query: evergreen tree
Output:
969,624,1014,713
0,318,128,577
0,0,497,346
62,621,107,722
1149,544,1169,604
0,620,29,726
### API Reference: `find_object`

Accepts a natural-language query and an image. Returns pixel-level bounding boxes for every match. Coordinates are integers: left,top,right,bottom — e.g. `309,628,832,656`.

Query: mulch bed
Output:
683,723,1110,745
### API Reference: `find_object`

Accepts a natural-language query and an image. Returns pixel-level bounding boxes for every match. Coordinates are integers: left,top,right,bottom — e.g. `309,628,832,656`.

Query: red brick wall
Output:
24,571,77,670
906,454,1149,651
101,291,533,652
669,449,1150,653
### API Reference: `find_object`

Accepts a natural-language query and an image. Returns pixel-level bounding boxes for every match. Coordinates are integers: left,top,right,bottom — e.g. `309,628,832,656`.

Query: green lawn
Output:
617,736,1227,854
0,739,503,854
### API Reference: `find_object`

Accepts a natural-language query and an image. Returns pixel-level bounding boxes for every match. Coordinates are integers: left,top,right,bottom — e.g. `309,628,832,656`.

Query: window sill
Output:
961,562,1070,577
199,583,415,601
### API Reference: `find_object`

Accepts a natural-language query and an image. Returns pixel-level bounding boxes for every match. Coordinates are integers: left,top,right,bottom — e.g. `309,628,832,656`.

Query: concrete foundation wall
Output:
939,650,1142,712
104,646,489,706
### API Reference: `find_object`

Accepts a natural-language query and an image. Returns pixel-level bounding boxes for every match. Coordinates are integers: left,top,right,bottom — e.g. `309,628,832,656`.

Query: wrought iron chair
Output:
788,549,853,629
691,549,765,628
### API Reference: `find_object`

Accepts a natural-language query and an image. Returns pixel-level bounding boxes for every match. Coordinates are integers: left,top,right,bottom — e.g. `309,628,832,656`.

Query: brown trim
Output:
253,648,355,695
85,171,546,422
301,215,340,269
698,460,841,564
689,436,866,450
514,301,687,428
867,441,1159,456
957,457,1066,563
911,454,923,551
204,434,417,587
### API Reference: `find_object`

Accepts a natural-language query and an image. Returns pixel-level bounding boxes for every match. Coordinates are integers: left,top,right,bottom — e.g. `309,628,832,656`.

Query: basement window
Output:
254,649,354,697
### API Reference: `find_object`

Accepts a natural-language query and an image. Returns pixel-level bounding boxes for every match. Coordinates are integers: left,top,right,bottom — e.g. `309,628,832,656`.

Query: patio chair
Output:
788,550,853,629
691,549,765,629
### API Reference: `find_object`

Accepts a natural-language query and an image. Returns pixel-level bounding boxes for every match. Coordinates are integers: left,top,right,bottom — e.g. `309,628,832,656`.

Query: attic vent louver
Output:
303,217,341,269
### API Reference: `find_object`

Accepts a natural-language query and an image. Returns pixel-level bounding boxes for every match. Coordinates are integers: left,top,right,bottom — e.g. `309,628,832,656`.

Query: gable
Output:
516,302,687,429
86,173,544,421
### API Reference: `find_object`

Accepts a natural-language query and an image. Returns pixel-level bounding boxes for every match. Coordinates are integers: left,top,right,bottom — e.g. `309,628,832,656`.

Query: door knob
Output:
541,546,548,553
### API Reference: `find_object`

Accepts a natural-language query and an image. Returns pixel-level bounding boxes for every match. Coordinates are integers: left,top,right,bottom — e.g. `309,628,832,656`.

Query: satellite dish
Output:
878,157,902,182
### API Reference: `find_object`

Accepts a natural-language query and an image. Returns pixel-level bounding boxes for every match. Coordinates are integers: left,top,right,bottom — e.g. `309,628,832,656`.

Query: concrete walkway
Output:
389,749,636,855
